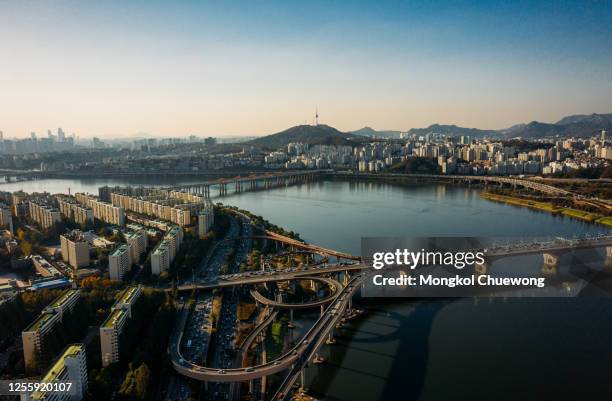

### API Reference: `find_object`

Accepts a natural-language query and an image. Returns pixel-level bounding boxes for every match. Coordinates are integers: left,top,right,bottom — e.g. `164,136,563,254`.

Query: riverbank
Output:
480,192,612,227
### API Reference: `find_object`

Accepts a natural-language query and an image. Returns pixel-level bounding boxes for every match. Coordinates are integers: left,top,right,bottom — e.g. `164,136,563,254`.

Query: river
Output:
2,178,611,400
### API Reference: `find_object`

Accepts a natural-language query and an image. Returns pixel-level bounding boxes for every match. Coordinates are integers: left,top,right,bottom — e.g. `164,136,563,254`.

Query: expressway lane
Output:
169,274,364,383
249,276,343,309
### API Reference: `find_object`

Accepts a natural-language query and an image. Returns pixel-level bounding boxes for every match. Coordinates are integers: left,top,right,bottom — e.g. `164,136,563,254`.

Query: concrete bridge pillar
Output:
474,263,489,276
260,343,267,399
543,252,560,267
475,262,488,275
605,246,612,269
299,368,306,392
541,263,558,276
288,309,295,329
248,380,254,394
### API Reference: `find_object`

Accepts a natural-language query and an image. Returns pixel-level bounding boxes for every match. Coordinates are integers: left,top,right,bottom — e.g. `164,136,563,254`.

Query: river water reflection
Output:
3,178,610,400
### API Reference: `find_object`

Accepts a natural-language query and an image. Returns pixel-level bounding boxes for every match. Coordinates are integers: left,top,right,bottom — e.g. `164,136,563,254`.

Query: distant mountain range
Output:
406,124,497,138
348,126,402,139
245,113,611,149
498,113,612,138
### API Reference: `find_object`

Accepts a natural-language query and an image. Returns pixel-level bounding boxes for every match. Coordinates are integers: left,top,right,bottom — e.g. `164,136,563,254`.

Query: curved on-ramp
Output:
249,276,342,309
169,275,362,382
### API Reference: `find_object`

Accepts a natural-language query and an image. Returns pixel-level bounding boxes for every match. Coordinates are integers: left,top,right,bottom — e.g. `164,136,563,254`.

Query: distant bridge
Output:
169,170,331,196
336,172,574,196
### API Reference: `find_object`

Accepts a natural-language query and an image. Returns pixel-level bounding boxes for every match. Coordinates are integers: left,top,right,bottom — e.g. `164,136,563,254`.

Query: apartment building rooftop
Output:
152,241,170,255
62,230,88,242
49,289,79,309
24,311,56,332
32,344,83,400
116,286,140,306
102,308,125,329
110,244,130,257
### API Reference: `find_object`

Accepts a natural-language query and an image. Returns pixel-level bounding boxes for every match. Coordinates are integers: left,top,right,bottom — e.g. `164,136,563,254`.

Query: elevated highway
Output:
237,307,279,367
249,276,342,309
336,172,573,196
173,263,364,292
169,274,363,382
173,235,612,293
271,276,365,401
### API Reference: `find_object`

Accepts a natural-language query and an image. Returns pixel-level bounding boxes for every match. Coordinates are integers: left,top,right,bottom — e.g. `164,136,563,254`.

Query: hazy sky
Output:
1,0,611,138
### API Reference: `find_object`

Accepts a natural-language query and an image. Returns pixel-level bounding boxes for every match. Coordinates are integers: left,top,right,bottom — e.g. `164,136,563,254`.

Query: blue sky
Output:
0,0,610,137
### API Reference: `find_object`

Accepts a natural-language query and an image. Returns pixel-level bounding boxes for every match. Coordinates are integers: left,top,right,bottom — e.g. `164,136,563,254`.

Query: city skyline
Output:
1,0,611,138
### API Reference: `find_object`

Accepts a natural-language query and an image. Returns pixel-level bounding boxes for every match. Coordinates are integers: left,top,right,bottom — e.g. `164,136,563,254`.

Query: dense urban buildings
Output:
75,193,125,226
56,196,93,226
28,200,61,230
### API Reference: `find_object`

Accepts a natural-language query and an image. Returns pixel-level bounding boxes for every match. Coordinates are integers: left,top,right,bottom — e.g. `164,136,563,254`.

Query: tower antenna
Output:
315,107,319,126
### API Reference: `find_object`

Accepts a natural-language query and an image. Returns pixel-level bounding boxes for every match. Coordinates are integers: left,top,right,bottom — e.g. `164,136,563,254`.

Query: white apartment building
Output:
151,240,171,275
60,231,90,269
197,202,214,238
28,200,61,230
125,230,146,263
22,290,80,371
57,197,93,226
0,204,13,233
75,193,125,226
100,286,141,367
20,343,88,401
108,244,132,281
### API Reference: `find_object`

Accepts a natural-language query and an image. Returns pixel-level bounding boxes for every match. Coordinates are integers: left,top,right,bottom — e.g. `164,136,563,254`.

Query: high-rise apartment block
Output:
100,286,142,367
75,193,125,226
28,200,61,230
60,231,90,269
151,226,183,275
108,244,132,281
22,290,80,371
20,343,88,401
57,196,93,226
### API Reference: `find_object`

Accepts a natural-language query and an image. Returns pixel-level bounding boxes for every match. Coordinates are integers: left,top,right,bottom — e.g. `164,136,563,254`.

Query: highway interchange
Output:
165,210,612,401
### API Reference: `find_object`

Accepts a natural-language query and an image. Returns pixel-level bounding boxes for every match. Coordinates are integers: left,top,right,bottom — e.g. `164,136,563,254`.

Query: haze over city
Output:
1,0,611,138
